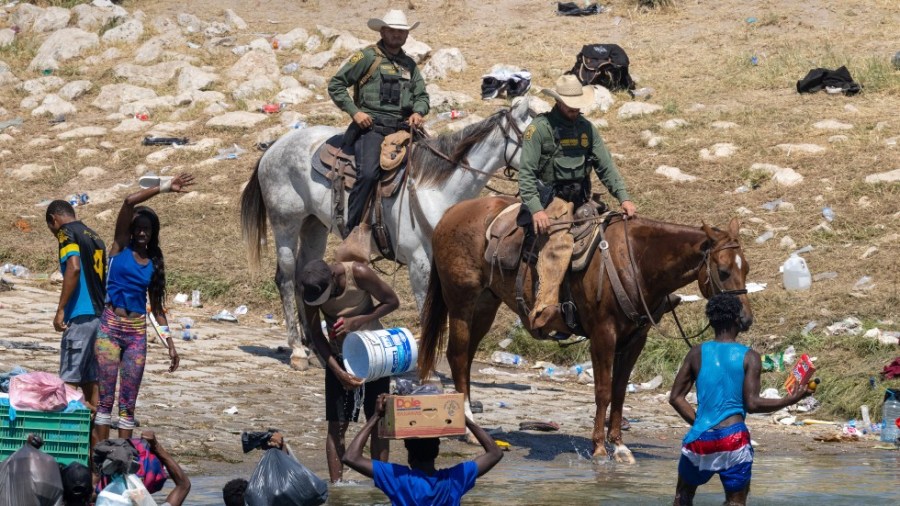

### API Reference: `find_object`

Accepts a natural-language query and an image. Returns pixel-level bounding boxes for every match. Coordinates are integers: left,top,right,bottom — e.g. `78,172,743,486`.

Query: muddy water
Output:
160,452,898,505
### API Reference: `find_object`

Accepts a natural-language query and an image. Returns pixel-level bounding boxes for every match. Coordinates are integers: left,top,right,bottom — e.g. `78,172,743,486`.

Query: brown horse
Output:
417,196,752,463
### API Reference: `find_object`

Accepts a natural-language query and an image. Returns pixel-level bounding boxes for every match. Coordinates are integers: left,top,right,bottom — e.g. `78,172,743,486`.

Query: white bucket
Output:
342,327,418,381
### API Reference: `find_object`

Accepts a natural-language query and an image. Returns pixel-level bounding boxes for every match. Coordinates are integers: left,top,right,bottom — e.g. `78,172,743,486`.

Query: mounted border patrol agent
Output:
517,75,637,336
327,10,430,238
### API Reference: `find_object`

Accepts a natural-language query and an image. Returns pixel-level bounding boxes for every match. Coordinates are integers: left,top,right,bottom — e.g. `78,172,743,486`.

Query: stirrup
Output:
557,335,589,347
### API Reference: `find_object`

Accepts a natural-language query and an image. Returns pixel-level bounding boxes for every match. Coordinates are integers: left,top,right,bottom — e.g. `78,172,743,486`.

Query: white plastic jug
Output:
342,327,418,381
782,254,811,291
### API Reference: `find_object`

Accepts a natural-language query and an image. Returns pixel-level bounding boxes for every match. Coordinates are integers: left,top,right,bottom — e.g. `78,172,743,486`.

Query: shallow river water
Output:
159,451,898,505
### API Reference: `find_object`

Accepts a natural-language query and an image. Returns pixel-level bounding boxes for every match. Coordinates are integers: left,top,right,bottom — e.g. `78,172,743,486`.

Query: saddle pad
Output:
485,202,522,241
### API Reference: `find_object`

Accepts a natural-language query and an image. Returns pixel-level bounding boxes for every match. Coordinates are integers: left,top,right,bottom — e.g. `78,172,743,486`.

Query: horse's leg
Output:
271,216,305,369
461,292,502,443
608,327,649,464
293,216,329,369
589,324,617,462
445,294,480,443
407,247,432,312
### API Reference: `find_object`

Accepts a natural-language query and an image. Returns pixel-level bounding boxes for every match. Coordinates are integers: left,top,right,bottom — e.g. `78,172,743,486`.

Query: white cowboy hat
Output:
367,9,420,32
540,75,595,110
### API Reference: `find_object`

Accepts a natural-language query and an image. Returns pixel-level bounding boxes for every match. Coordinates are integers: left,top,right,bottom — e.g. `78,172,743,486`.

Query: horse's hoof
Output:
591,449,609,463
290,355,310,371
612,446,636,464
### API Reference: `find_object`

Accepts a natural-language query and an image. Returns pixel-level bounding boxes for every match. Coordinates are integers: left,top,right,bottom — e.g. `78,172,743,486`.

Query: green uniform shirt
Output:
518,107,630,213
328,42,430,121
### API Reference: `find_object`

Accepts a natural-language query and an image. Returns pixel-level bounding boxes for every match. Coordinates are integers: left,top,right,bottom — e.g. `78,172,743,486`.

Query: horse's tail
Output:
417,262,448,381
240,156,267,271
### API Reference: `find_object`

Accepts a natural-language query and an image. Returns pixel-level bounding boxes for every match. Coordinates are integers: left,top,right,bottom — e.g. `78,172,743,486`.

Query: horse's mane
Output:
410,110,505,188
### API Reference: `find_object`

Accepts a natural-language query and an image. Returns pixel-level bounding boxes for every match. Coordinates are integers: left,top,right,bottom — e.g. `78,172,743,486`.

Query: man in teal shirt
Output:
328,9,430,237
517,75,635,334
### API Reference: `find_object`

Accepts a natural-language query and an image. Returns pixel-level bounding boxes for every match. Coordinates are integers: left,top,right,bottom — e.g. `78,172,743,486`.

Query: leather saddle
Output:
484,196,611,272
312,134,406,198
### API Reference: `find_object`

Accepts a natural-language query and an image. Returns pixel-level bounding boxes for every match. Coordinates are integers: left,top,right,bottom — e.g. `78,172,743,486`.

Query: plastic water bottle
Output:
491,351,526,367
436,110,467,121
282,62,299,74
880,392,900,443
568,361,592,376
782,254,811,291
822,205,835,222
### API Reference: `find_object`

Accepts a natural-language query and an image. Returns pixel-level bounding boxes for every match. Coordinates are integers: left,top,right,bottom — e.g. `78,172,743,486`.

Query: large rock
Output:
227,49,279,83
102,18,144,44
864,168,900,184
92,84,157,112
111,118,151,133
114,61,189,87
177,66,218,92
421,48,467,80
776,143,826,155
206,111,268,128
300,50,336,70
656,165,699,182
330,33,370,54
426,83,473,109
19,76,65,95
0,61,19,87
31,7,71,33
297,70,326,89
119,96,177,116
276,28,309,50
9,163,52,181
72,3,128,31
0,29,15,48
232,77,277,100
146,121,195,137
659,118,689,130
617,101,663,119
223,9,248,31
58,80,93,101
134,32,186,64
813,119,853,130
29,29,99,71
403,36,432,64
32,94,76,117
10,3,44,33
586,85,615,114
176,13,206,34
78,166,107,179
203,22,230,38
750,163,804,186
274,86,314,105
700,143,738,160
58,126,107,140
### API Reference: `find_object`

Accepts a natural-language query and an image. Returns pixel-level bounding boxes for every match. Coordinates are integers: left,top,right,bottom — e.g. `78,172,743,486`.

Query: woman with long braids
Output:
94,173,194,440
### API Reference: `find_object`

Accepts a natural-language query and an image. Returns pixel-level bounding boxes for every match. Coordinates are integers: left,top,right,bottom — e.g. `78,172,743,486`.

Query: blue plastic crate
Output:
0,405,90,466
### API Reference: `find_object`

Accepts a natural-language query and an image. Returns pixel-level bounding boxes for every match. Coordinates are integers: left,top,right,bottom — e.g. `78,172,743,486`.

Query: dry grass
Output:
1,0,898,418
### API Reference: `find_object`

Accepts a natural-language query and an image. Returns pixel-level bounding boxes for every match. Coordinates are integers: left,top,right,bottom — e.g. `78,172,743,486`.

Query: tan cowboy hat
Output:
540,75,595,110
367,9,420,32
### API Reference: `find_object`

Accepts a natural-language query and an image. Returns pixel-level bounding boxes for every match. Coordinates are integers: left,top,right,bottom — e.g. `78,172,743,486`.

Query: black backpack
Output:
567,44,635,92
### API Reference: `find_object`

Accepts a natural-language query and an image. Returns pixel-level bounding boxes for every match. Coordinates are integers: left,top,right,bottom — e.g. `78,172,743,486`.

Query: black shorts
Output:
325,366,390,423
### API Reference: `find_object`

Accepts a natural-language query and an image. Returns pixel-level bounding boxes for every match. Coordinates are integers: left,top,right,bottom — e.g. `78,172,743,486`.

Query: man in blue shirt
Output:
343,394,503,506
669,294,809,506
46,200,107,409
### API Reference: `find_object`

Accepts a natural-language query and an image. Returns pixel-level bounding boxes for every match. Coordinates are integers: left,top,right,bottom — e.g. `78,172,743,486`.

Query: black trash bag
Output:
566,44,636,91
0,445,64,506
245,449,328,506
241,429,280,453
92,439,139,477
558,2,603,16
796,66,861,96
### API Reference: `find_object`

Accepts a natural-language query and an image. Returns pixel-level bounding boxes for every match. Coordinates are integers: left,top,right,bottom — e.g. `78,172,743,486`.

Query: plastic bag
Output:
0,445,64,506
9,372,68,411
125,475,157,506
245,449,328,506
95,477,130,506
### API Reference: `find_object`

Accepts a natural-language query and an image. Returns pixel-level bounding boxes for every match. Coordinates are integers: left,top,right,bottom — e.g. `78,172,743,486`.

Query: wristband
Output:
159,178,173,193
159,325,171,340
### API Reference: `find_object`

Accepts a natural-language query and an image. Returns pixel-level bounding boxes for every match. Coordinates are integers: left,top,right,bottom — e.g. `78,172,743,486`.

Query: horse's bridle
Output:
701,242,749,297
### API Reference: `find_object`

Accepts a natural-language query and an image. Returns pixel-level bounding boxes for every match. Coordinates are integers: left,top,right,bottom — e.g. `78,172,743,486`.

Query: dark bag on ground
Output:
796,66,861,95
245,449,328,506
557,2,602,16
0,445,64,506
567,44,635,91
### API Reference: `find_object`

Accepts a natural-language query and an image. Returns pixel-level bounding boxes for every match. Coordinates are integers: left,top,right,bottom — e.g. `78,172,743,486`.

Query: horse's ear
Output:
727,217,740,239
701,221,717,240
511,95,531,119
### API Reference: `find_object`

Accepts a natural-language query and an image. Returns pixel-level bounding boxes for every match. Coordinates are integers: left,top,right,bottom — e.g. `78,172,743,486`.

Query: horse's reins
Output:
620,217,748,348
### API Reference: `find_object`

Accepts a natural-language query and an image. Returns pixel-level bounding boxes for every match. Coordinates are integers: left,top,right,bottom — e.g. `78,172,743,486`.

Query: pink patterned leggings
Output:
94,307,146,430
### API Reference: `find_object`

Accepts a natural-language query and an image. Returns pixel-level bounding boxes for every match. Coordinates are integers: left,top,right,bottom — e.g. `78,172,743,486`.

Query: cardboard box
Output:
784,354,816,395
379,393,466,439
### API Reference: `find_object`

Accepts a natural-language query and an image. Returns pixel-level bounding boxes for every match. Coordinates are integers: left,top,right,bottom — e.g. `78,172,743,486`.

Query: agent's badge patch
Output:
349,51,364,64
581,133,589,147
523,124,537,141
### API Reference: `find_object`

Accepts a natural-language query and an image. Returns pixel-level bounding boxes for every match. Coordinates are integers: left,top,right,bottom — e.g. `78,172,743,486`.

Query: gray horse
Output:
240,97,533,369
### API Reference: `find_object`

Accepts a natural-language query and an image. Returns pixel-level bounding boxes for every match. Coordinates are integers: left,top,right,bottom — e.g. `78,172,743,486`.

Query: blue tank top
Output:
683,341,750,444
106,246,154,315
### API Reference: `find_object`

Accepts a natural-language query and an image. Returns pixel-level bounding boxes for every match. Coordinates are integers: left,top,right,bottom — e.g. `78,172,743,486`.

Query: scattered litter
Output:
761,198,783,211
761,388,781,399
469,400,483,414
491,351,526,367
801,321,818,336
0,118,24,131
211,310,238,323
223,406,239,415
746,282,766,294
134,113,149,121
234,305,249,316
755,230,774,244
822,205,835,222
795,396,820,413
498,338,512,349
173,293,189,304
792,245,814,255
186,42,201,49
631,87,654,99
638,375,663,391
192,290,202,308
142,137,188,146
825,317,863,336
626,383,637,393
66,193,89,207
677,294,703,302
852,275,875,292
557,2,604,16
215,144,246,160
746,17,757,23
782,254,811,291
519,421,560,432
260,103,284,114
494,439,511,451
262,314,278,325
733,185,751,194
179,317,195,341
813,272,837,282
497,401,509,409
282,63,299,74
0,263,30,278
